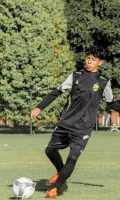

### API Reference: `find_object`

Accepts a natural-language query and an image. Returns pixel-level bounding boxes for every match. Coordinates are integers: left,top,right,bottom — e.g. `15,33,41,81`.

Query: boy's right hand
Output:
31,108,41,120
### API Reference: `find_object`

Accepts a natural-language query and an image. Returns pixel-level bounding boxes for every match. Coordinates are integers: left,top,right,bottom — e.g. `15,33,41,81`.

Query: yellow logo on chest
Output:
93,83,99,91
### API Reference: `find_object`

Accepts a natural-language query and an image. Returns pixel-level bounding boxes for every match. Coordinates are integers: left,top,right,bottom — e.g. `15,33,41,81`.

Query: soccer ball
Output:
13,177,35,199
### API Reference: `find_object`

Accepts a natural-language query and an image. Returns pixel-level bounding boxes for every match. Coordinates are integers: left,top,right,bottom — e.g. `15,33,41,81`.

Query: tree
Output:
65,0,120,111
64,0,95,68
0,0,75,128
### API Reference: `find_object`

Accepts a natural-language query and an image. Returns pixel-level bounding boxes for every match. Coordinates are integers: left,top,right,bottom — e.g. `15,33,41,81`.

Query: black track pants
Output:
45,144,82,188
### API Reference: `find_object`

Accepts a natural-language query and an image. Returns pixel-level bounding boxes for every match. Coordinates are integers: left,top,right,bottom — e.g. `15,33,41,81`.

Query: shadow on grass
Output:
8,185,23,199
35,179,68,195
7,185,16,199
8,180,103,199
35,179,48,191
68,181,104,187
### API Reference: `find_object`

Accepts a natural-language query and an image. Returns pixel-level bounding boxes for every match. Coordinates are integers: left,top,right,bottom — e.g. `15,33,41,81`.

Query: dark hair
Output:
86,45,105,60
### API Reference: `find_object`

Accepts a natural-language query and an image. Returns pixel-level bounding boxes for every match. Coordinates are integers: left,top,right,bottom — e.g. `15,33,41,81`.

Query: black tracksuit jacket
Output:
37,70,120,135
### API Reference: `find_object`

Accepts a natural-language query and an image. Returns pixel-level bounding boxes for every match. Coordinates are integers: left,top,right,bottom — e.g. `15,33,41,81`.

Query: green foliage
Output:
64,0,94,65
0,0,75,128
65,0,120,110
92,0,120,100
0,0,119,128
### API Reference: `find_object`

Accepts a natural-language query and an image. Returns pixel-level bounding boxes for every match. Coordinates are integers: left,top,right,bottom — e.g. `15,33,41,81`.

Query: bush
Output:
0,0,75,128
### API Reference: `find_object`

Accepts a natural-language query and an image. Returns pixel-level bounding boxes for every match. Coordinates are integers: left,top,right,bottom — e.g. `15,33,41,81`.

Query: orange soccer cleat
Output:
46,188,58,198
46,174,59,186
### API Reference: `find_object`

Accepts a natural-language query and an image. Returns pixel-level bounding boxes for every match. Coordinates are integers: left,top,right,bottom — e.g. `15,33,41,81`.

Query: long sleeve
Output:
107,100,120,113
36,73,73,110
36,89,63,110
103,80,120,113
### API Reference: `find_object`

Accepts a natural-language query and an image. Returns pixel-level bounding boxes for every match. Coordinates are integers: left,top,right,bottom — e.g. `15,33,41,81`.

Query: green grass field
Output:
0,131,120,200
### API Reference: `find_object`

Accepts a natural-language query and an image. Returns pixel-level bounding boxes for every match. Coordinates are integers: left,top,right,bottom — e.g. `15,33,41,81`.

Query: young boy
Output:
31,45,120,198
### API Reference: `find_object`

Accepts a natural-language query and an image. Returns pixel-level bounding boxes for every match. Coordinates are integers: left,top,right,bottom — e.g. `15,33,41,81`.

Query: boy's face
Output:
85,54,103,72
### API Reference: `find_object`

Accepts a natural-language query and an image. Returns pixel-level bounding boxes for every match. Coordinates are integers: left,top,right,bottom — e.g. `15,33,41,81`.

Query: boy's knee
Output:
68,154,79,163
67,152,81,165
45,146,52,156
68,145,82,162
45,146,58,157
69,145,82,160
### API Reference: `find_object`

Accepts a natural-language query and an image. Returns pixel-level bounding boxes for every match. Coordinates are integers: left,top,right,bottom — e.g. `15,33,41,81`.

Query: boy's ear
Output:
99,60,103,66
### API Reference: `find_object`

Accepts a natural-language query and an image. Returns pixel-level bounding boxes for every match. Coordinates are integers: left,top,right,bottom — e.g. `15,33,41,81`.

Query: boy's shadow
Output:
9,198,21,200
35,179,48,191
8,185,21,199
35,179,68,195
